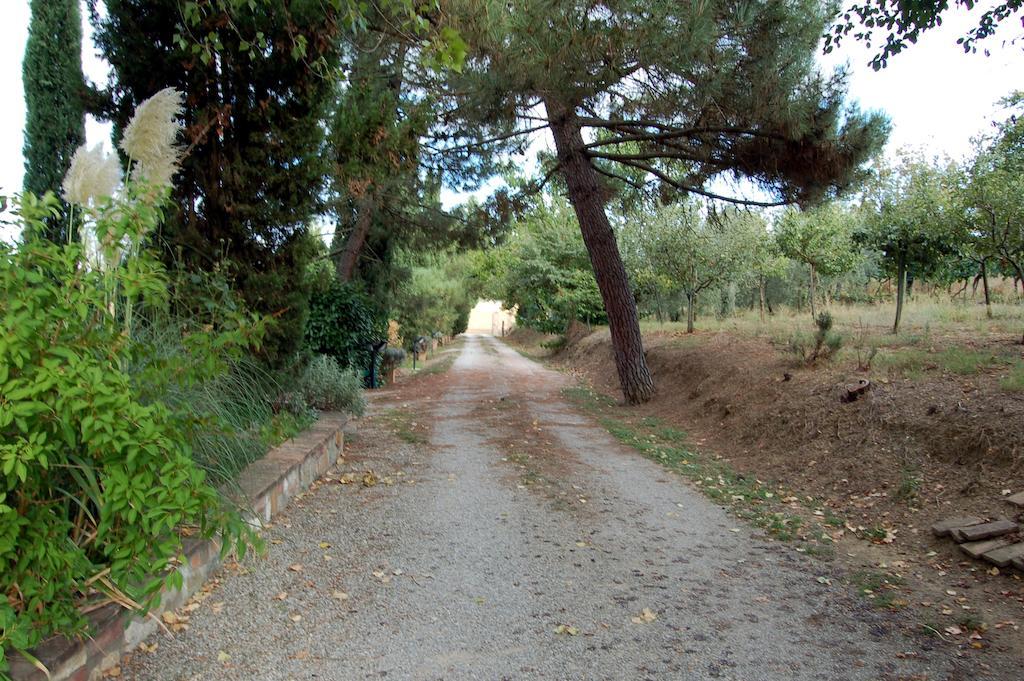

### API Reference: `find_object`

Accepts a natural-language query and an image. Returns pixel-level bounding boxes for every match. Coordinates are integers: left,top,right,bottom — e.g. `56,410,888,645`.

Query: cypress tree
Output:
92,0,343,364
22,0,86,243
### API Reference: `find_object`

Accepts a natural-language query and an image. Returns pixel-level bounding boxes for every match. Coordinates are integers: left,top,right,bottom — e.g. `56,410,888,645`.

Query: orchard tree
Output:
960,94,1024,340
627,203,758,333
22,0,86,243
489,198,607,334
432,0,888,403
776,204,859,319
745,217,788,322
860,153,958,334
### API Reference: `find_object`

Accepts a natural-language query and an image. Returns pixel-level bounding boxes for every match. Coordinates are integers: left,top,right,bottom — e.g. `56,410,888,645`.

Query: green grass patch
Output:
847,570,907,609
563,385,833,551
896,466,923,505
872,346,1009,379
999,360,1024,392
380,408,428,444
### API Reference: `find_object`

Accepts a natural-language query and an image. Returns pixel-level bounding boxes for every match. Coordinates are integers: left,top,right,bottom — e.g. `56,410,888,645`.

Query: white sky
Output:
1,2,1022,238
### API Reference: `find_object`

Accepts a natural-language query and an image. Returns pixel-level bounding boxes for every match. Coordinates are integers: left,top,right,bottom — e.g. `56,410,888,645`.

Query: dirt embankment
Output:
556,329,1024,526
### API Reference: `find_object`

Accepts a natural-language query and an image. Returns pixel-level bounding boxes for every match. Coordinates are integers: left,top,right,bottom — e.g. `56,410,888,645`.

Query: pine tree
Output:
22,0,86,243
432,0,890,403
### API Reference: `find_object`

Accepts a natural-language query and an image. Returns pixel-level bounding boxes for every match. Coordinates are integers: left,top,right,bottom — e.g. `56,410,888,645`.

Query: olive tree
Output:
775,204,860,319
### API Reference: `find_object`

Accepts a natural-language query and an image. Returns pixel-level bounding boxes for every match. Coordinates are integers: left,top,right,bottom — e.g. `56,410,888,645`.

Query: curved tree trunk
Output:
980,258,992,319
545,100,654,404
336,193,376,282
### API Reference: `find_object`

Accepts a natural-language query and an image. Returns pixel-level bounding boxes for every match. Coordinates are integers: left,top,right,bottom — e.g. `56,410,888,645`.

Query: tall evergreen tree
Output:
22,0,86,243
91,0,344,363
432,0,889,403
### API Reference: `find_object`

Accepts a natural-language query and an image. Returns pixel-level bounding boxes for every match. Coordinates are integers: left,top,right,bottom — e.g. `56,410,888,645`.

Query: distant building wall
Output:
467,300,516,335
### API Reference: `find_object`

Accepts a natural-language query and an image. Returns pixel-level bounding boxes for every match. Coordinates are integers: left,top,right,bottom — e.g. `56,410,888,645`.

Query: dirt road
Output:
121,334,1001,680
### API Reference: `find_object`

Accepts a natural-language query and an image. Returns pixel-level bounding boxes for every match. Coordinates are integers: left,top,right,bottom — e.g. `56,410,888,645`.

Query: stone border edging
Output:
9,412,347,681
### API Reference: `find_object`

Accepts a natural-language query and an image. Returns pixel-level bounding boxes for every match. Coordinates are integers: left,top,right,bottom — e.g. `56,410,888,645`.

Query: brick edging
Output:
8,412,347,681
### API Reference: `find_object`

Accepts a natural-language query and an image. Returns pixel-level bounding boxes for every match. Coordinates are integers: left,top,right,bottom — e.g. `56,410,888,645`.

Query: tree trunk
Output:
893,251,906,335
335,193,376,282
758,277,767,323
686,291,695,333
808,264,817,319
980,258,993,319
545,100,654,404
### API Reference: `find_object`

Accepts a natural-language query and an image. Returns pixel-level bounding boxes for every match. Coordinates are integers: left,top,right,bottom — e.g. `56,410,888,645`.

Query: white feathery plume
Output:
120,87,185,189
61,144,123,207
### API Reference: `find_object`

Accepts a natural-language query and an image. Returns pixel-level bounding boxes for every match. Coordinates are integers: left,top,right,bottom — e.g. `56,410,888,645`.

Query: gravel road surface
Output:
120,334,1000,680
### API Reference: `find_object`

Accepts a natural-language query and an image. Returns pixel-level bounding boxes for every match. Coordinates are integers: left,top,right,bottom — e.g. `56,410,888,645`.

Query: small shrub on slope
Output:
298,354,366,416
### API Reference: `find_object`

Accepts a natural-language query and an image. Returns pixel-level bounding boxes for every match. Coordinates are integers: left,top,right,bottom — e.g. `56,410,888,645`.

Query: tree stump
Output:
841,378,871,403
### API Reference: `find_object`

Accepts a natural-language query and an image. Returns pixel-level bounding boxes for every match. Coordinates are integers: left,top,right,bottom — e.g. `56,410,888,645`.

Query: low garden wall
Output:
8,413,348,681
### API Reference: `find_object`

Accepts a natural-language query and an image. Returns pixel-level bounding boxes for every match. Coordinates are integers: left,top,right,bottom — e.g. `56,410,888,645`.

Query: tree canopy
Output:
426,0,889,403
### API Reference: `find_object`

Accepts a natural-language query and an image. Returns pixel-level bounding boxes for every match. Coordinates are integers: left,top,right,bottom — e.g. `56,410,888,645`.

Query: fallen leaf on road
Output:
362,471,379,487
332,590,349,601
553,624,579,636
274,592,288,601
289,563,304,572
289,613,302,622
631,608,657,624
217,651,231,663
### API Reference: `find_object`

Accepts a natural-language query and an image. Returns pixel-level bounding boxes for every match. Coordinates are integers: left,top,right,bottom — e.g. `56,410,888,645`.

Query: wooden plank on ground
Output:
1005,491,1024,507
951,520,1018,543
981,542,1024,568
931,516,985,537
961,538,1013,559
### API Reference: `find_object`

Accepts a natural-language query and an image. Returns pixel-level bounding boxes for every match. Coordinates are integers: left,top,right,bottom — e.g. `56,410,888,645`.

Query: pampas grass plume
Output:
120,87,185,189
61,143,123,207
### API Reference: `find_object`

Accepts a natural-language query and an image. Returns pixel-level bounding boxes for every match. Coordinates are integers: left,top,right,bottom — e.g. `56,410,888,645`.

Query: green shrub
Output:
0,193,254,675
787,312,843,365
298,354,366,416
305,282,387,372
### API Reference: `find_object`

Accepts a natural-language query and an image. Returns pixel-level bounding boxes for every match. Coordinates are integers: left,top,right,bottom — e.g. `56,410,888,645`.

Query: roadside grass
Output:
379,408,428,444
847,570,908,610
561,383,940,610
398,344,460,375
562,385,833,555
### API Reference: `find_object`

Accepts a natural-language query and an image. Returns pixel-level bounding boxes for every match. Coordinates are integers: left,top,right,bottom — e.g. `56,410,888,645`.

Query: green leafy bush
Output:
297,354,366,416
0,193,254,675
305,282,388,372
